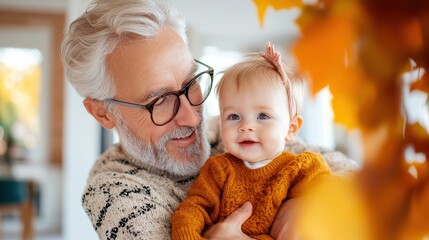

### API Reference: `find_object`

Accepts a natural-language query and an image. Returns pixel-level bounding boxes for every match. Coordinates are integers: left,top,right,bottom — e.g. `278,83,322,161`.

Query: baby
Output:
171,43,331,239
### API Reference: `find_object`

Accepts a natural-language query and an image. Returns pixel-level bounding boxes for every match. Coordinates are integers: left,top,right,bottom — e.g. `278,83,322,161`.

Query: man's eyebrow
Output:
183,62,198,86
139,61,198,103
140,88,170,103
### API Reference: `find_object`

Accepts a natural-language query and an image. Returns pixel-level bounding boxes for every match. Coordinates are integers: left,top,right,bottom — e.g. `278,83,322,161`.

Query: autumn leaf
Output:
294,16,357,94
293,11,369,129
330,92,360,130
252,0,303,27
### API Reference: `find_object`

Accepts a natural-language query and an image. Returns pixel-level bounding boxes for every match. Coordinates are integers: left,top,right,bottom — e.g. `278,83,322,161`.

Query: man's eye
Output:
153,96,167,106
227,114,240,121
258,113,269,120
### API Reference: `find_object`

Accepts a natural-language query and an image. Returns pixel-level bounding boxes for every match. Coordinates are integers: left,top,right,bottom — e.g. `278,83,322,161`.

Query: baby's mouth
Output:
239,139,259,147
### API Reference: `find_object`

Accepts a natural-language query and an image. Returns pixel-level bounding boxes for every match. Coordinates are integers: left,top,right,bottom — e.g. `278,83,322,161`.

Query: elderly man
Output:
62,0,357,239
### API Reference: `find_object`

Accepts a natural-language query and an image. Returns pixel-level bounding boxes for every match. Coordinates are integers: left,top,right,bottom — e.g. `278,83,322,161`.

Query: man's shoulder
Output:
81,148,182,240
87,144,131,176
86,145,172,188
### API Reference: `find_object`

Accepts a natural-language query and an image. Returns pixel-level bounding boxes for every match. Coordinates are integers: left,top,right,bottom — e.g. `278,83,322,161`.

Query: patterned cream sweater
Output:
83,143,359,239
82,144,196,239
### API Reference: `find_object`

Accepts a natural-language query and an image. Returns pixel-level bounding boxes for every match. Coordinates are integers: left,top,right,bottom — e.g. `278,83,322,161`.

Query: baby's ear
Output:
286,116,303,142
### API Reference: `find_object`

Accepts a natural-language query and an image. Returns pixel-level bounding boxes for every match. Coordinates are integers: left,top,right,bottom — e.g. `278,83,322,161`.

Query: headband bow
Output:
259,42,297,119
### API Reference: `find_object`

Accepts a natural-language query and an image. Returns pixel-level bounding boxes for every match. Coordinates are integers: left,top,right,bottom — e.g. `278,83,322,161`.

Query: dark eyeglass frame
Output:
105,59,214,126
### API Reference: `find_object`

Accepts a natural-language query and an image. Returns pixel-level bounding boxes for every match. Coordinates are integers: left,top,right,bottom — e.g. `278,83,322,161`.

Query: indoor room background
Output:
0,0,427,239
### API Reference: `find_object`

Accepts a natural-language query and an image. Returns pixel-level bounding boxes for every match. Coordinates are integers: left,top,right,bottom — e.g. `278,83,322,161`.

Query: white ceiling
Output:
0,0,301,53
167,0,301,52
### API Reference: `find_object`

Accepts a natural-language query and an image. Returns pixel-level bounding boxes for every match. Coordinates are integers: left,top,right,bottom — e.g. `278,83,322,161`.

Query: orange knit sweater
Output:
171,151,331,240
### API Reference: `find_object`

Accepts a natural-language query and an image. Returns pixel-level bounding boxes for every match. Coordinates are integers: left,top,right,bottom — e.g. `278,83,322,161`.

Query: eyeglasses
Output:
105,59,213,126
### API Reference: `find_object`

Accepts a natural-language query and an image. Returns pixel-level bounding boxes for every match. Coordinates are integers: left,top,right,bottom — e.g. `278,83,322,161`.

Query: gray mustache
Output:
166,126,196,139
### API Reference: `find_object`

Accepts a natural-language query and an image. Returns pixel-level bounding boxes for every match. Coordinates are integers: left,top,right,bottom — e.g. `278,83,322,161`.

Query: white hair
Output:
61,0,187,99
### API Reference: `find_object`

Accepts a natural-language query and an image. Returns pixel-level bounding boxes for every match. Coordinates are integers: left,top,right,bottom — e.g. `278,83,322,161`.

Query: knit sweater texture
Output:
171,151,331,240
82,144,195,240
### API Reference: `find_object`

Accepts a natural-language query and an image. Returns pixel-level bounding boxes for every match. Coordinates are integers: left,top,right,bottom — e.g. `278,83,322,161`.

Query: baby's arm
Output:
287,151,331,198
171,156,229,239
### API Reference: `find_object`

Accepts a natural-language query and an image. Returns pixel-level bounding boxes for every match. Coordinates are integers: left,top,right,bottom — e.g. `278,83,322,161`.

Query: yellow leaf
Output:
252,0,303,27
331,93,360,129
293,16,357,94
293,14,373,129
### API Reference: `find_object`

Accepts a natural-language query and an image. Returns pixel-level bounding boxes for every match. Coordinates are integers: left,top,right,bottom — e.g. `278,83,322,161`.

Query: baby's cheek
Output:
220,130,234,151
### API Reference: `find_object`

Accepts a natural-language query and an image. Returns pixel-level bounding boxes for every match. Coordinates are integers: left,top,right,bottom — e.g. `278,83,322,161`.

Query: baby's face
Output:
219,81,291,163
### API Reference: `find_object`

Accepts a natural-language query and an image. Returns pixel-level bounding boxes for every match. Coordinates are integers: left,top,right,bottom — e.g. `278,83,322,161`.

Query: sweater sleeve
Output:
171,156,229,240
287,151,332,198
82,173,176,240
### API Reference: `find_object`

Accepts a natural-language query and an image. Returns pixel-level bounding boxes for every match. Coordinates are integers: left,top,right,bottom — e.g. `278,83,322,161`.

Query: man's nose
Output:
174,95,201,127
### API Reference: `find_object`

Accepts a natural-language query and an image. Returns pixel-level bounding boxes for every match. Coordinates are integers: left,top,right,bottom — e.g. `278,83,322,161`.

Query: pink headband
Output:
259,42,297,119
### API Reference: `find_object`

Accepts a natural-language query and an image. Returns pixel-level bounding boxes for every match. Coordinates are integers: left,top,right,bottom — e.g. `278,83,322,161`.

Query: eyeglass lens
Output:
152,71,212,125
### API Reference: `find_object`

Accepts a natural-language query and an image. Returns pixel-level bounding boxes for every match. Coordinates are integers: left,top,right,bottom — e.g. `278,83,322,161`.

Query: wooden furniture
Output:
0,178,34,240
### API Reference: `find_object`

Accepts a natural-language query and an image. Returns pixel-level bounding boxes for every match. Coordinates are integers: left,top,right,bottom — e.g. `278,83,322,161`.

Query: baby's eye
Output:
227,114,240,121
257,113,269,120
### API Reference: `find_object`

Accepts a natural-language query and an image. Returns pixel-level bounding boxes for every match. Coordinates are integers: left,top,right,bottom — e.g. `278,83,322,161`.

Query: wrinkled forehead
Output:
107,26,194,102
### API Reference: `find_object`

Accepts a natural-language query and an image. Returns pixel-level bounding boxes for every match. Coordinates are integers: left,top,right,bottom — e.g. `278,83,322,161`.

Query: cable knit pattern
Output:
82,144,195,240
171,151,331,240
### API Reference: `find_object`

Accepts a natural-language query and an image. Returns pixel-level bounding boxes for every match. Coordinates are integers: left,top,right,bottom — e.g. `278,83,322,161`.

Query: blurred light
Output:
402,65,429,132
200,46,243,118
0,47,42,71
404,145,426,164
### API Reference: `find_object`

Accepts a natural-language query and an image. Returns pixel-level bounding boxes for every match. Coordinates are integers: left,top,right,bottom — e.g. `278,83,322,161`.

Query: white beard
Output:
114,112,210,177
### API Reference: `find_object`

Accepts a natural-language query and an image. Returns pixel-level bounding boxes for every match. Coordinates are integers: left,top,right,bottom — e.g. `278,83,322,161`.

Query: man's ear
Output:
286,116,303,142
83,98,116,129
